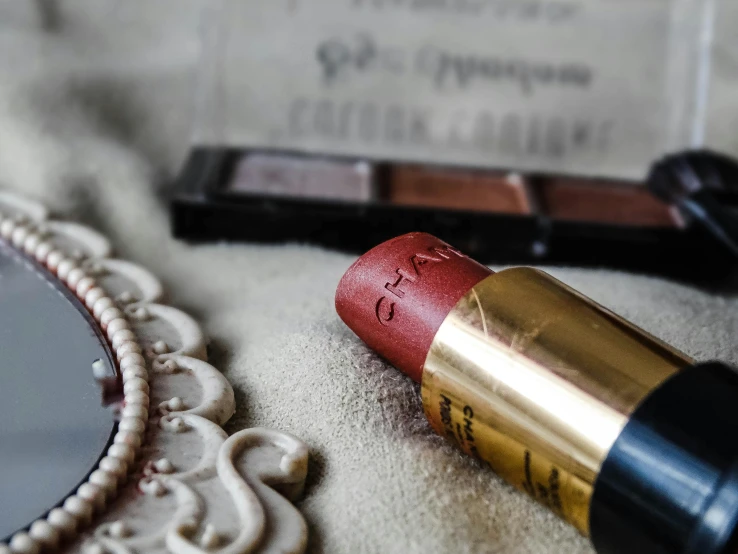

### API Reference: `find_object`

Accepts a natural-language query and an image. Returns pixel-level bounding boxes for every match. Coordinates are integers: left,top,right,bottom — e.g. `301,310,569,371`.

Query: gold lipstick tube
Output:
336,232,738,554
420,267,691,535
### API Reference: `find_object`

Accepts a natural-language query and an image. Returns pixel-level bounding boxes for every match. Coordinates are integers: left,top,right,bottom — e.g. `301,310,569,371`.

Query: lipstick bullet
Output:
336,232,738,554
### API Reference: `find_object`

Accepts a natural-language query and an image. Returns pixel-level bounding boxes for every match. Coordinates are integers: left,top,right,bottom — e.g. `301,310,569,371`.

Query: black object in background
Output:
648,150,738,259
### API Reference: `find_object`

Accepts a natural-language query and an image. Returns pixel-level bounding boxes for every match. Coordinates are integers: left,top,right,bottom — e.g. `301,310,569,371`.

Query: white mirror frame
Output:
0,192,309,554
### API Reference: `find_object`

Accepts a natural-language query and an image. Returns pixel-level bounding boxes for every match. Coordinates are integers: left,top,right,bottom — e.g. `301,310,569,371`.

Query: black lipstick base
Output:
590,362,738,554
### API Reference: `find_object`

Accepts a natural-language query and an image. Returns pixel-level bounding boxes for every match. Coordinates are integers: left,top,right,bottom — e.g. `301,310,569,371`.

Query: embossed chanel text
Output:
375,244,465,325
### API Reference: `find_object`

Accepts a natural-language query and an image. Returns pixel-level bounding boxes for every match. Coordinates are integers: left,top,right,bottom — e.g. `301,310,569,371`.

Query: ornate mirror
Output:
0,240,117,541
0,192,309,554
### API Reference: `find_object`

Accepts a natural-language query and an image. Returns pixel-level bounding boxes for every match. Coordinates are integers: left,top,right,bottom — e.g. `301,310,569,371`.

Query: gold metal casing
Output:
420,268,692,536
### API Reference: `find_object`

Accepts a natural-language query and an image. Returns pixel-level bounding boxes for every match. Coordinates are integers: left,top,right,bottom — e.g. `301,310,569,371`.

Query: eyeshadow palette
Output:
172,0,738,282
171,148,736,283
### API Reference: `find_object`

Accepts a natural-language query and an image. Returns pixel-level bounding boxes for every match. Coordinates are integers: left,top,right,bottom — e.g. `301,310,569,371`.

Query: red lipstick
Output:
336,232,738,554
335,232,491,382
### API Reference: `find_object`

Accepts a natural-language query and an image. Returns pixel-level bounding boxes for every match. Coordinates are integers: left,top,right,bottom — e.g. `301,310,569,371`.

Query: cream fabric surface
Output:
1,3,738,553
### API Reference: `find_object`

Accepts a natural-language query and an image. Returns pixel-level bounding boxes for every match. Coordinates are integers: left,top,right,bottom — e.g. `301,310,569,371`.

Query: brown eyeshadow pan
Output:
385,166,533,215
541,178,683,228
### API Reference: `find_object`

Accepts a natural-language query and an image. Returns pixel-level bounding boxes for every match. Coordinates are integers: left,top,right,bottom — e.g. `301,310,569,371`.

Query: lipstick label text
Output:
421,380,592,535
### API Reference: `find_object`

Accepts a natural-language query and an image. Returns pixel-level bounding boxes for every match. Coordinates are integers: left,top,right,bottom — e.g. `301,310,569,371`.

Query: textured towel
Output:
1,3,737,553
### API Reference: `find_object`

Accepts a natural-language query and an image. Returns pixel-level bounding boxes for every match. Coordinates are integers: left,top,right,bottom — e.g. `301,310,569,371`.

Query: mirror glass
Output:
0,241,117,540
